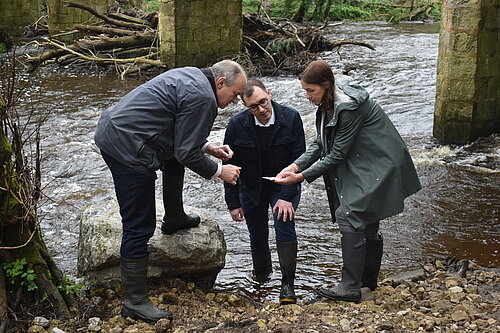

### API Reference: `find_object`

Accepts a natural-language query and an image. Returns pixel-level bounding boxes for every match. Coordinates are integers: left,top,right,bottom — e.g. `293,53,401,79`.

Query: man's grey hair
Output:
210,60,246,86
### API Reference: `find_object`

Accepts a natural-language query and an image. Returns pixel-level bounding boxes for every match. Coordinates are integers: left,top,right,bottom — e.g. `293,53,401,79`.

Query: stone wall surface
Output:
158,0,242,68
434,0,500,144
0,0,42,36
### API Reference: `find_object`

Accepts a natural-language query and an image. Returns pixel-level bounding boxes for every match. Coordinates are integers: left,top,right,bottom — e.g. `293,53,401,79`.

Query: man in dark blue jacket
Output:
223,79,305,304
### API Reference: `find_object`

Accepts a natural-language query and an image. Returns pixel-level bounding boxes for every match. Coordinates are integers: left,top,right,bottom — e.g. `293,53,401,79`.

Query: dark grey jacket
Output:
295,84,421,230
95,67,218,179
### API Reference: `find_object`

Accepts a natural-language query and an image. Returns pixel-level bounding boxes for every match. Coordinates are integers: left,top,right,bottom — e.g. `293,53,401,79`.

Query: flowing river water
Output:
2,21,499,302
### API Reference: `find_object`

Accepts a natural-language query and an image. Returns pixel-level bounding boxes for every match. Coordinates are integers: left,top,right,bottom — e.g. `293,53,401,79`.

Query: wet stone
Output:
451,310,470,322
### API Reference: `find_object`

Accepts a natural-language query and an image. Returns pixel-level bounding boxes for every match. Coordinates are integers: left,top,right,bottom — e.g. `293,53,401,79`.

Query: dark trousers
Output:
101,151,157,259
335,206,380,240
240,183,301,253
162,156,185,176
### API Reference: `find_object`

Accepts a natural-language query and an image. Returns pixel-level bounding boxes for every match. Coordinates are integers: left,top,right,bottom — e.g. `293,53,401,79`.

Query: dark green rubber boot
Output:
277,241,297,305
161,173,200,235
316,231,366,303
121,256,173,323
361,234,383,291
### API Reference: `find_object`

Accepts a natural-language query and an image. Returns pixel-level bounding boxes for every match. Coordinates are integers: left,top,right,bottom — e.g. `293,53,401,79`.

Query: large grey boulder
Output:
77,198,226,288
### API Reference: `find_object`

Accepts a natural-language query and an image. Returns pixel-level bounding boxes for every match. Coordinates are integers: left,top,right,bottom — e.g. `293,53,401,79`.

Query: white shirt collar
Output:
253,106,275,127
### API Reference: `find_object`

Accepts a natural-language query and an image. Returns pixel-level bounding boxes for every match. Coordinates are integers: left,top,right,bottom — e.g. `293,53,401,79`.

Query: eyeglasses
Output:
247,98,269,112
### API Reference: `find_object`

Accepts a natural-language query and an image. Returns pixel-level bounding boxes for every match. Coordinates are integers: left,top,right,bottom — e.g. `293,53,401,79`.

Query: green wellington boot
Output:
361,234,383,291
277,241,297,304
316,231,366,303
121,256,173,323
161,173,200,235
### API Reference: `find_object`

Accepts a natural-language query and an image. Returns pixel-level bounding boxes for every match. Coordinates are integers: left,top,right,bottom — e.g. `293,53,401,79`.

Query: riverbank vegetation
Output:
243,0,441,23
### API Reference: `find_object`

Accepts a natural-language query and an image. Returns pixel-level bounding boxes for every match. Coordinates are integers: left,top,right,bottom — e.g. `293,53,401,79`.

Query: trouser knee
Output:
162,157,185,176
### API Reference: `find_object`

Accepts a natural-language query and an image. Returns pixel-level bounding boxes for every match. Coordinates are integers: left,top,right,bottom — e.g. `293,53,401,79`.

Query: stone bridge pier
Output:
158,0,242,68
434,0,500,144
0,0,43,36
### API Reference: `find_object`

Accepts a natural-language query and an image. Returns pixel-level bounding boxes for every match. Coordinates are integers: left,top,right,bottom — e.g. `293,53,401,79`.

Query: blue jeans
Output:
101,151,157,259
240,183,301,253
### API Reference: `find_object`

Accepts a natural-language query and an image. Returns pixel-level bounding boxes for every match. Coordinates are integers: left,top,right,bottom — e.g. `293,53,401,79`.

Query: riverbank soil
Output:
23,259,499,332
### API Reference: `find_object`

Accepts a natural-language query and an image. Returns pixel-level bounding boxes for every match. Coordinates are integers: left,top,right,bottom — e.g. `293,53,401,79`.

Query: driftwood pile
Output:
240,12,374,75
24,2,374,77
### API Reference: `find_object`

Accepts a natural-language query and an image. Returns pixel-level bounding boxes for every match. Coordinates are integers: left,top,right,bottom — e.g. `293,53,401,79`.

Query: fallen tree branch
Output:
108,12,148,26
120,64,155,80
73,31,156,51
43,37,164,67
64,1,149,30
74,24,135,36
243,35,276,68
330,40,376,51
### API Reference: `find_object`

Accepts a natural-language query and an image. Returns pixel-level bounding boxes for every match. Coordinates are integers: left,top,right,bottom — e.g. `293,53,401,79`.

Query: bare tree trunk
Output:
312,0,325,21
293,0,312,22
323,0,334,20
0,57,77,330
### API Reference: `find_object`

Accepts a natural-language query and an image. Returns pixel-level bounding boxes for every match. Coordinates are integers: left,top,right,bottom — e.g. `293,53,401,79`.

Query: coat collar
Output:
322,84,369,127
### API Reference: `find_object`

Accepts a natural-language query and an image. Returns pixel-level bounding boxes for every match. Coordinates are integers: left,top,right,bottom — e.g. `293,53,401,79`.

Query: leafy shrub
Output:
329,4,372,21
2,258,38,292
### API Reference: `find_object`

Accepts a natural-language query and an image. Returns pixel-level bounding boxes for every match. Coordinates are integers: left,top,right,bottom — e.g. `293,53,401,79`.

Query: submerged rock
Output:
77,198,226,288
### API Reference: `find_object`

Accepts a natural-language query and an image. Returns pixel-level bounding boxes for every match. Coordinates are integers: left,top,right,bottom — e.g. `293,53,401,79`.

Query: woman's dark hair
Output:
299,60,335,110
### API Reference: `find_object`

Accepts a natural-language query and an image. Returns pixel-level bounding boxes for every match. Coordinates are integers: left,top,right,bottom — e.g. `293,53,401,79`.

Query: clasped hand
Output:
206,144,234,160
274,163,304,184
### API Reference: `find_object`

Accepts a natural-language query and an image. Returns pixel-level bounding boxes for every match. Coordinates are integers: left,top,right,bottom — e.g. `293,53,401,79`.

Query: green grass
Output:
142,0,159,12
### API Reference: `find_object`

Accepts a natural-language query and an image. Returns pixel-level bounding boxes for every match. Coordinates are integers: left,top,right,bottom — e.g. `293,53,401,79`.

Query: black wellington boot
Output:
316,231,366,303
277,241,297,305
251,251,272,283
361,234,383,291
121,256,173,323
161,173,200,235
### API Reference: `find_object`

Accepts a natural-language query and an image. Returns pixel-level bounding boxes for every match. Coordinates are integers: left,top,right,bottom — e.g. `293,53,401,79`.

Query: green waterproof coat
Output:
294,84,421,230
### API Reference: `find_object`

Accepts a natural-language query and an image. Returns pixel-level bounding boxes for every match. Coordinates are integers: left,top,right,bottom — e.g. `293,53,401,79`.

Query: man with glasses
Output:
223,79,305,304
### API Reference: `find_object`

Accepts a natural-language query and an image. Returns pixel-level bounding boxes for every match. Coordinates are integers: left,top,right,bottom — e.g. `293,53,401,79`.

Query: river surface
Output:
2,21,499,303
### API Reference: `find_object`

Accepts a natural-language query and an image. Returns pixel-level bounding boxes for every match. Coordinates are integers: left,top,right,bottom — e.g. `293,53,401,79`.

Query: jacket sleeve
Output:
294,139,321,173
222,119,241,210
302,106,366,183
278,111,306,202
173,90,219,179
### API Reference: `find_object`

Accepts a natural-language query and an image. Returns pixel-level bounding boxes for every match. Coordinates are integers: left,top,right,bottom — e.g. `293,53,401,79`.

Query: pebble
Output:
24,260,499,333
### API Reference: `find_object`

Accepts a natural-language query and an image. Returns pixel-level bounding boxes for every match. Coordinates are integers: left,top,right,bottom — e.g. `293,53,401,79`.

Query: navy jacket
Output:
223,101,306,210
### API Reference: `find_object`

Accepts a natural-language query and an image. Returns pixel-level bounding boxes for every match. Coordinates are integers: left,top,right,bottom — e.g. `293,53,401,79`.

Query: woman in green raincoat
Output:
274,60,421,303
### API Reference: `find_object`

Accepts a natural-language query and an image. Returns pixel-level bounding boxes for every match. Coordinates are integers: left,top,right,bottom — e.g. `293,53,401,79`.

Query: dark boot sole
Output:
121,307,173,323
161,219,200,235
315,288,361,303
